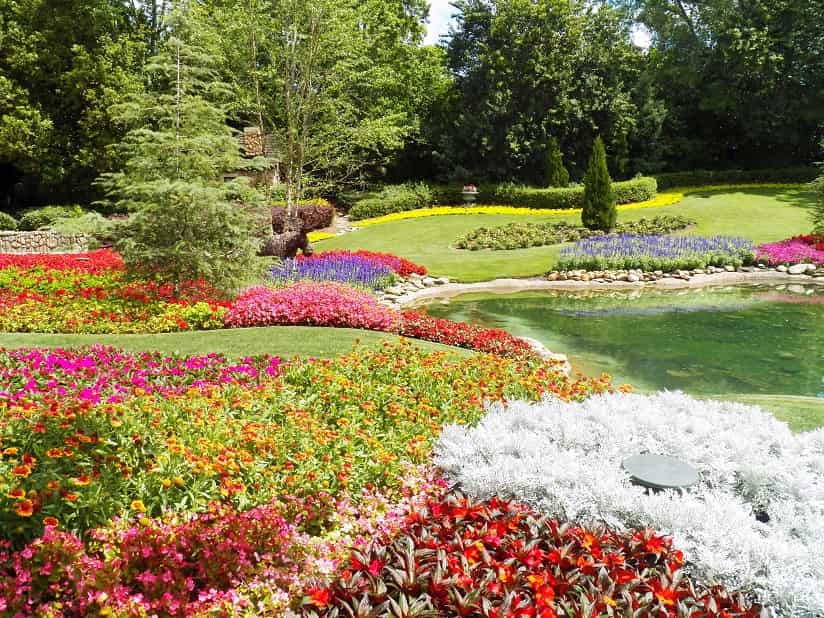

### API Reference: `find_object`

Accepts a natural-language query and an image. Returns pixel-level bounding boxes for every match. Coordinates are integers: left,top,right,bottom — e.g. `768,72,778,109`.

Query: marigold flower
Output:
130,500,147,513
14,499,34,517
2,447,19,456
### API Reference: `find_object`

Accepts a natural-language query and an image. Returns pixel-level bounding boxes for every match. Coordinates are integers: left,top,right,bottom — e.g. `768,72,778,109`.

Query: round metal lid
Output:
622,454,700,490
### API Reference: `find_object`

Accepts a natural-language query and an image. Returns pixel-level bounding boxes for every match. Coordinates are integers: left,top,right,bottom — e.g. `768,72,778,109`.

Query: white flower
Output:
435,392,824,617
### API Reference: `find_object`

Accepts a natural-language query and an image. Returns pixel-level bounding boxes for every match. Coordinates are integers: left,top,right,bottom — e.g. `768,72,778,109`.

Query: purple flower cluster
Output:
269,254,396,290
558,234,755,272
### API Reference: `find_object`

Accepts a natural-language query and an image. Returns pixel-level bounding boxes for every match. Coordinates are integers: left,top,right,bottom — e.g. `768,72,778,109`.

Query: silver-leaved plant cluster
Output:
435,392,824,617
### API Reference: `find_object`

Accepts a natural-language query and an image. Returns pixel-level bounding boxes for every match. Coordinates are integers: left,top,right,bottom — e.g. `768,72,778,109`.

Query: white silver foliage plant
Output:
434,392,824,617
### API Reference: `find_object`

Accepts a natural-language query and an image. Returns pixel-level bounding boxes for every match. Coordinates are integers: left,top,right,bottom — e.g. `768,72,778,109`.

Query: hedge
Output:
271,199,334,233
350,177,658,220
654,167,817,190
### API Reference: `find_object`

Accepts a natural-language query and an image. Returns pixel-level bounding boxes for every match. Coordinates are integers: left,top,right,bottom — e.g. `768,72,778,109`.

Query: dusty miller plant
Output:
435,392,824,616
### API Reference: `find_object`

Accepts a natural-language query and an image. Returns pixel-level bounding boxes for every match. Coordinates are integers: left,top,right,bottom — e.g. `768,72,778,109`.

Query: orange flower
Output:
2,447,18,456
14,499,34,517
11,464,32,478
43,516,59,528
130,500,147,513
70,475,90,486
63,492,78,502
6,488,25,500
46,448,64,458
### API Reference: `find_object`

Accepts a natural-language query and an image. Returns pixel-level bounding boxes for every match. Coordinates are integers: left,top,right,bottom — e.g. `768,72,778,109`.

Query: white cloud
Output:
424,0,456,46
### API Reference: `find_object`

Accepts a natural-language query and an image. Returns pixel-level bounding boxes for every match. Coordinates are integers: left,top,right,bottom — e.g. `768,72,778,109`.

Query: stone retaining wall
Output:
0,231,91,254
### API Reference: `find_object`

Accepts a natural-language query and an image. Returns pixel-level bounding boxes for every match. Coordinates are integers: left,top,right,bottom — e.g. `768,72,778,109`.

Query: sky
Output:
423,0,653,48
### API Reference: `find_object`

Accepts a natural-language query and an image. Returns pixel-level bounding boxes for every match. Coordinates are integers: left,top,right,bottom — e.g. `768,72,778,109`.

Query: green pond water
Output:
425,284,824,405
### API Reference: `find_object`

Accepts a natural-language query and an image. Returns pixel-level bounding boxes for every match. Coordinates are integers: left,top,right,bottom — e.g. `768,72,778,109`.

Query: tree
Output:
98,6,263,294
582,137,615,231
813,142,824,234
544,137,570,187
611,132,630,180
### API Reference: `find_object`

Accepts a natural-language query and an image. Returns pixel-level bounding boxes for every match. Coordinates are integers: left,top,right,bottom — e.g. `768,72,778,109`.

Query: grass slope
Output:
0,327,470,359
318,188,815,282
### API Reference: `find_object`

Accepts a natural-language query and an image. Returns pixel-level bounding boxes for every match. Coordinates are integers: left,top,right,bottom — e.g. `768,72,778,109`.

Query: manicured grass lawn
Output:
0,326,471,358
715,394,824,433
317,187,816,282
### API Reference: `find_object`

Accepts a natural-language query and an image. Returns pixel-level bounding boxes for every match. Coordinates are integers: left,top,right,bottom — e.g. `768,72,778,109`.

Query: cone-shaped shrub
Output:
582,136,616,231
544,136,569,187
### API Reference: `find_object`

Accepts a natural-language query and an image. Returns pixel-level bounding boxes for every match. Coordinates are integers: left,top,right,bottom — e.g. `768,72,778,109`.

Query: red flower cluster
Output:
303,493,759,618
401,311,534,358
304,250,427,277
0,249,123,273
794,234,824,252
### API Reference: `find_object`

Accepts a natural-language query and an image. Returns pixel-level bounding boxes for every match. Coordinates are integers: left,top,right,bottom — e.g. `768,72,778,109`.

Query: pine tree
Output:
582,136,616,231
544,137,570,188
611,132,630,180
97,5,264,295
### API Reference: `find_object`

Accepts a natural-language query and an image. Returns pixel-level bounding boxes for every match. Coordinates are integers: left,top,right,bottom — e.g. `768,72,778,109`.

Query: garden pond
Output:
425,283,824,407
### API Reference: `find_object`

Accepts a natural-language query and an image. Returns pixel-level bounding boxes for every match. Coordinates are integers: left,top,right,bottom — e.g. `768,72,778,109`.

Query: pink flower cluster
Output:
0,346,280,408
0,467,446,617
225,282,402,331
756,236,824,266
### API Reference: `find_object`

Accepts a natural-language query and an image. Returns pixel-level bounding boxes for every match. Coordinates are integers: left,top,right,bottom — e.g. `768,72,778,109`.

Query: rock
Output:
724,265,736,272
788,263,810,275
434,277,450,285
627,274,640,283
788,284,807,294
384,286,404,296
422,277,436,287
777,265,788,273
547,272,560,281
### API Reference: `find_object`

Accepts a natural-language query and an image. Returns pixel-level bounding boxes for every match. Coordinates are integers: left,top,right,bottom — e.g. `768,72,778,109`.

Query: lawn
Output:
317,187,816,282
0,326,470,358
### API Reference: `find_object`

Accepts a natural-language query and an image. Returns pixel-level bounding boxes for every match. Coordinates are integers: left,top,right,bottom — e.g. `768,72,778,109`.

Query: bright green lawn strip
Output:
318,188,816,282
0,326,471,359
710,394,824,433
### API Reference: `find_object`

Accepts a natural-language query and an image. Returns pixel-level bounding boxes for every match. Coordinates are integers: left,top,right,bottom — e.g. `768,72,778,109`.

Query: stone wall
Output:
0,231,91,254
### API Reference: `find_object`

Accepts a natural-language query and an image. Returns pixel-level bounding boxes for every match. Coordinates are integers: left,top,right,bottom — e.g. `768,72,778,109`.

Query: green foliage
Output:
48,212,118,241
544,137,570,187
655,168,818,190
814,149,824,234
0,212,18,231
99,8,263,294
455,216,695,251
611,132,630,180
582,137,616,231
18,206,85,231
349,183,433,220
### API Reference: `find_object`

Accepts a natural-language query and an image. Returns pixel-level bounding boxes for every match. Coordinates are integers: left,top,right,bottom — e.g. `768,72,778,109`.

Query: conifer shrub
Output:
544,136,570,187
582,136,616,231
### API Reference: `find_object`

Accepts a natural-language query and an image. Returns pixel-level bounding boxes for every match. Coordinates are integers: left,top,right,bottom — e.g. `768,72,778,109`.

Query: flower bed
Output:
557,234,755,272
435,392,824,615
756,234,824,266
0,343,610,614
270,255,397,290
455,216,695,251
304,492,757,617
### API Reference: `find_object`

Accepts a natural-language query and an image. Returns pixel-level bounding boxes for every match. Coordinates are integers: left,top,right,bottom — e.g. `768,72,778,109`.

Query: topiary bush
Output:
582,136,616,231
270,199,334,233
18,205,86,231
0,212,18,231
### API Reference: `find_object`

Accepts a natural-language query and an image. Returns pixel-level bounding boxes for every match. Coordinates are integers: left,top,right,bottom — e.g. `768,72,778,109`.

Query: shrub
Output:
0,212,17,231
654,167,817,190
582,136,616,231
47,211,118,240
348,183,432,220
304,492,758,617
612,175,658,204
814,150,824,234
455,215,694,251
435,392,824,615
225,282,402,331
18,205,85,231
558,234,755,272
544,136,569,187
271,199,335,233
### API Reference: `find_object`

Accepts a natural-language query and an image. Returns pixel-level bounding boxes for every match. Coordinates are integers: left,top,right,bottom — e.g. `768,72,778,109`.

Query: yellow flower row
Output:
348,192,685,228
308,183,806,240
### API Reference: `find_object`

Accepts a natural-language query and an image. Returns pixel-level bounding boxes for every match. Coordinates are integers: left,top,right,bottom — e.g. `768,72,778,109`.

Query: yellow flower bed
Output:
352,192,685,228
308,231,338,242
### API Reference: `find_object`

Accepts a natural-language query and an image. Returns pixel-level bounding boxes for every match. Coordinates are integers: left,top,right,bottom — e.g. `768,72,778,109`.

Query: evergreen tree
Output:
545,137,570,188
813,143,824,234
582,136,616,231
611,131,630,180
98,6,264,295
